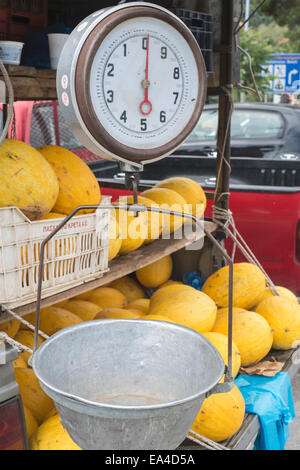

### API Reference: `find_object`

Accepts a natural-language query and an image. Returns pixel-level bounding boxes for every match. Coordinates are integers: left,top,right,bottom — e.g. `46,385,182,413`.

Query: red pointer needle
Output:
140,35,152,116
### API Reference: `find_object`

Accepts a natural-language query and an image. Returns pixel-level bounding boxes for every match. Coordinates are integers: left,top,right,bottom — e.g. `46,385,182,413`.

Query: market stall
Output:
0,0,299,451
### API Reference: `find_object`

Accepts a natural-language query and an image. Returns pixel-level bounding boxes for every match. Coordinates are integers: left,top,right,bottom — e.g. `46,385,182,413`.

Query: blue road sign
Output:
262,54,300,94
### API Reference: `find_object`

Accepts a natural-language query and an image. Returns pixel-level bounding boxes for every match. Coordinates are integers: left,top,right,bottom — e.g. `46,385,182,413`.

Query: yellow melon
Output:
155,176,207,219
136,255,173,288
202,262,266,310
43,407,58,421
29,414,81,450
15,368,54,424
216,307,246,321
94,308,142,320
0,318,21,338
88,287,127,309
140,187,189,234
256,285,299,306
53,300,69,308
108,213,122,261
149,289,217,333
0,139,59,220
213,310,273,366
141,314,175,322
14,329,44,365
28,307,83,336
150,284,195,310
12,356,27,369
37,145,101,215
23,405,38,439
256,296,300,350
39,212,66,220
159,281,184,289
72,290,95,301
202,332,241,378
191,384,245,442
113,202,148,254
119,195,163,244
127,298,150,314
63,299,101,321
109,276,145,303
16,313,34,331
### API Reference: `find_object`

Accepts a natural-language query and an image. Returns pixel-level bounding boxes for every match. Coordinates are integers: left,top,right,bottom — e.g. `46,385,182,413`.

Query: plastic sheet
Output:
182,271,204,290
235,372,295,450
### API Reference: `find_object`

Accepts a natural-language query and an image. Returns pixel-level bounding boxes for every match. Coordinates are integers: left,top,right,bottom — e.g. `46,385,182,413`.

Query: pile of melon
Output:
4,257,300,448
0,139,207,267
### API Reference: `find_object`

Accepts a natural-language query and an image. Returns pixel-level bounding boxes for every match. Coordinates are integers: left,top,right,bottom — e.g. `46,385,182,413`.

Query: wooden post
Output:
214,0,234,218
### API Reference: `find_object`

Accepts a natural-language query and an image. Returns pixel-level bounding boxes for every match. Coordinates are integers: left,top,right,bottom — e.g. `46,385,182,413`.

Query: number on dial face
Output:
89,16,199,150
103,36,182,130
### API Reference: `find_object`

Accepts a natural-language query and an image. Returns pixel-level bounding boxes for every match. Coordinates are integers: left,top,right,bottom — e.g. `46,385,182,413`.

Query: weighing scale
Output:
56,1,207,196
29,2,235,450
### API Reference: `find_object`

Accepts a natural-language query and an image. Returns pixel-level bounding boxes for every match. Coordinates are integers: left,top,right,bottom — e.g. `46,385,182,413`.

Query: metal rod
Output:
215,0,234,220
31,204,234,384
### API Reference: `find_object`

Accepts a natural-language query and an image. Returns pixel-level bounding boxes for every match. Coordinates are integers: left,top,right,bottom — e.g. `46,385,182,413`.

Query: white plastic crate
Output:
0,197,111,309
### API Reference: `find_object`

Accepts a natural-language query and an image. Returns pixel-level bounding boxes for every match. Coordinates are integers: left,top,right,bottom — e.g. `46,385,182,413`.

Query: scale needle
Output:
140,35,152,116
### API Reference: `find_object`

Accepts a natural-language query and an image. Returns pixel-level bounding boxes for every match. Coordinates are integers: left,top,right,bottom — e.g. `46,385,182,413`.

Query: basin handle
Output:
205,366,234,398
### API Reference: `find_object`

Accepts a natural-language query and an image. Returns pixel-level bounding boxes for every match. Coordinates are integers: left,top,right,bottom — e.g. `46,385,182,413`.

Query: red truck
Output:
2,100,300,296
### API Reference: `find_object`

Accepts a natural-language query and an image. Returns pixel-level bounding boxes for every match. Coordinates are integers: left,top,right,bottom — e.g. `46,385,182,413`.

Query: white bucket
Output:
0,41,24,65
48,33,69,69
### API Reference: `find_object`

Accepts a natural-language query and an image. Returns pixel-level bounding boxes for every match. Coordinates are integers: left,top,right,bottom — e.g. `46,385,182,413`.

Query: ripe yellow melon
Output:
29,307,83,336
149,289,217,333
0,318,21,338
202,332,241,378
155,176,207,219
119,195,163,244
37,145,101,215
127,298,150,314
94,308,142,319
216,307,246,321
113,201,148,254
141,314,175,322
191,384,245,442
136,255,173,288
53,300,69,308
256,286,299,306
72,290,95,301
159,281,184,289
15,368,54,424
150,284,195,310
29,414,81,450
88,287,127,309
43,407,58,421
39,212,66,220
23,405,38,439
0,139,59,220
14,329,44,365
108,213,122,261
63,299,101,321
202,262,266,310
256,296,300,350
140,187,189,234
109,276,145,303
13,356,27,369
213,310,273,366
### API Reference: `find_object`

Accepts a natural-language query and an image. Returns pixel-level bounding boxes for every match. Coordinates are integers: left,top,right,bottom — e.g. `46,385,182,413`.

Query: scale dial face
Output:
74,5,207,164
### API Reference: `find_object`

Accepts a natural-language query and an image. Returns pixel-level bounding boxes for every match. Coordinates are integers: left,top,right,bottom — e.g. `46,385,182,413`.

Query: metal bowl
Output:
32,319,225,450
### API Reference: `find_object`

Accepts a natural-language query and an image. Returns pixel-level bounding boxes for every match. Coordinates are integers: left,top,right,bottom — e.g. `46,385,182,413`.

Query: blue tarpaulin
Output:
235,372,295,450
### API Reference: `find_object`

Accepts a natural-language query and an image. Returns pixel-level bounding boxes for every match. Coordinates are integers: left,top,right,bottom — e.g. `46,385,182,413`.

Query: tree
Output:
261,0,300,52
237,27,276,100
